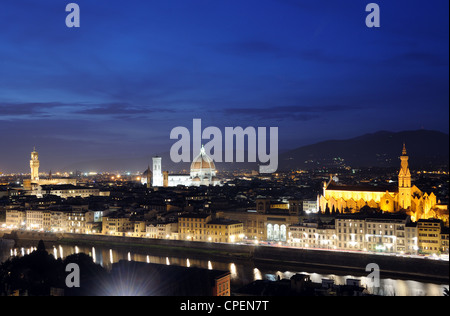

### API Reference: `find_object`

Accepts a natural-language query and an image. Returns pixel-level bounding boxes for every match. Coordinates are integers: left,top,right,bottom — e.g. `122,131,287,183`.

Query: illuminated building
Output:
287,213,423,255
102,215,133,236
6,208,99,234
417,219,442,254
178,213,211,241
35,185,99,199
405,222,419,254
178,213,244,243
30,148,40,182
24,148,77,190
146,222,178,239
141,146,221,187
205,218,244,243
335,214,415,254
303,200,319,213
289,222,336,249
319,144,440,222
25,210,46,231
152,156,163,187
189,145,220,186
288,214,419,254
335,216,366,251
131,221,146,237
218,198,301,242
5,210,26,229
64,210,88,234
440,227,449,254
364,217,408,253
50,211,65,232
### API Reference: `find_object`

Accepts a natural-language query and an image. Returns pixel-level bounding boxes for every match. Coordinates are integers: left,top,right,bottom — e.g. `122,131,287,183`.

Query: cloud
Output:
73,103,175,116
0,102,64,117
222,104,362,121
295,49,356,65
0,101,177,120
219,40,283,56
383,52,449,68
216,39,360,66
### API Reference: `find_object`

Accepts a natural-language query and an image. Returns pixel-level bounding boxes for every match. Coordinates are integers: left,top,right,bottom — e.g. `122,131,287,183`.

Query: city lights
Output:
0,0,447,300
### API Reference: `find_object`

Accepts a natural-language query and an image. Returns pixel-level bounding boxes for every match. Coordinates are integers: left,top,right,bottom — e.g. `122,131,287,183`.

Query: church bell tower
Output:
152,156,163,187
398,143,411,209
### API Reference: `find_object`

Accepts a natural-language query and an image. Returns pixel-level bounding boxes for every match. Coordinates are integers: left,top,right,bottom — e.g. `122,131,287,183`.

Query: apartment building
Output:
25,210,47,231
405,222,419,254
5,209,26,229
146,222,178,240
289,221,336,249
102,215,133,236
65,210,88,234
178,214,212,241
335,215,366,251
417,219,442,254
288,214,423,255
178,213,244,243
205,218,244,243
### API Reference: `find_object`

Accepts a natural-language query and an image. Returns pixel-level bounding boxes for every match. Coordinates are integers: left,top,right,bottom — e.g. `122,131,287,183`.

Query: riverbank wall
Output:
4,230,449,284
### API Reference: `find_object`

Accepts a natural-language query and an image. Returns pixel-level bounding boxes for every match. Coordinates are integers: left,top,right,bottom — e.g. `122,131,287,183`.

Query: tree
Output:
0,242,65,296
0,242,111,296
37,240,46,253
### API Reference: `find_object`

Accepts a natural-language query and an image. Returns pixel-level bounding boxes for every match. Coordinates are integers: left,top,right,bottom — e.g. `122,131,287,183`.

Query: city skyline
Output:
0,0,449,173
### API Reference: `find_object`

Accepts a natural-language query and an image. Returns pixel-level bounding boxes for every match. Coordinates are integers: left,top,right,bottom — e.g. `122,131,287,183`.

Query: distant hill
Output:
278,130,449,171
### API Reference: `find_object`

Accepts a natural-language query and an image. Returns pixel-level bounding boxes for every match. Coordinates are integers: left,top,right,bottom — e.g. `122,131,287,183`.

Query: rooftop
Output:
179,213,211,219
208,218,242,226
327,182,397,193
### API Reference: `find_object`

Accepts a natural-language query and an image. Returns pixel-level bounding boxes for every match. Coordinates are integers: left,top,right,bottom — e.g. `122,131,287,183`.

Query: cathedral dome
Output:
190,146,216,174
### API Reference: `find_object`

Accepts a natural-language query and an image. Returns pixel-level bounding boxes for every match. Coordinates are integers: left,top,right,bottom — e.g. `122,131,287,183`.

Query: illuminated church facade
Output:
319,144,439,222
142,146,221,187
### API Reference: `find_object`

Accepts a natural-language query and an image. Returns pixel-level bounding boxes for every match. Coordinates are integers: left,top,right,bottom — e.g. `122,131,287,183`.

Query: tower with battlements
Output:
30,148,40,182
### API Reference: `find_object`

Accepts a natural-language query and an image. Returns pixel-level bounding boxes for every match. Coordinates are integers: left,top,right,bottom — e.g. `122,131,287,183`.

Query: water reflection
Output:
3,243,448,296
254,268,262,281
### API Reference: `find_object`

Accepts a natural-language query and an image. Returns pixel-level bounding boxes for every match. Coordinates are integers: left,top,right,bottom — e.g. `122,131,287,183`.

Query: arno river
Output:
1,240,448,296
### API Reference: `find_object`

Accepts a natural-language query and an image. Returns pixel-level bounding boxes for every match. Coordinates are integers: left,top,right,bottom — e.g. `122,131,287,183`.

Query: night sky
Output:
0,0,448,173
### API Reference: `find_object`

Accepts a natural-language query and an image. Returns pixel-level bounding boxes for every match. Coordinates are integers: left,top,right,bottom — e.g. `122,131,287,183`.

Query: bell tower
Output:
152,156,163,187
30,147,40,182
398,143,411,209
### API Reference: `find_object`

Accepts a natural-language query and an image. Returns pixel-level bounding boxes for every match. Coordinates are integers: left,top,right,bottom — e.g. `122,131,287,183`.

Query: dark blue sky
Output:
0,0,448,173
